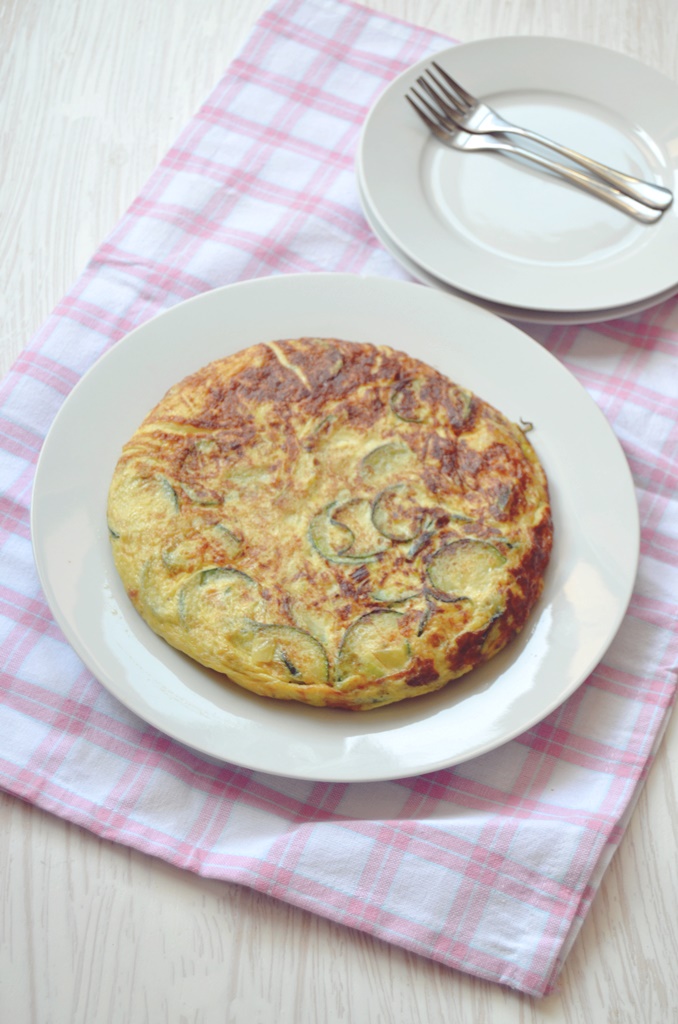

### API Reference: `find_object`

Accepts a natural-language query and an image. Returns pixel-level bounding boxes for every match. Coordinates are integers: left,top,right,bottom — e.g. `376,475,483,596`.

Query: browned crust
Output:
107,338,553,710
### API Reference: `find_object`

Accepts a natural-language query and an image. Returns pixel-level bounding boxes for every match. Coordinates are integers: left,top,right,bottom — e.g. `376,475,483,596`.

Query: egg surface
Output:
107,339,553,710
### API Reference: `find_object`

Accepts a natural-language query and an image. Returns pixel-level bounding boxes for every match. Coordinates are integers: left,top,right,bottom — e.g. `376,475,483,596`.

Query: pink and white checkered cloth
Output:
1,0,677,996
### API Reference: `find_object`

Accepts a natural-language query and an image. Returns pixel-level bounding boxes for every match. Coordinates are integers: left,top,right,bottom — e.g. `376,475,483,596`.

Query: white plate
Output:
357,38,678,316
32,274,639,782
358,177,678,325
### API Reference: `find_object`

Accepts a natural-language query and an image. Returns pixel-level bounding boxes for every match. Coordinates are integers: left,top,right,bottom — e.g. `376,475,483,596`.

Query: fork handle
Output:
495,138,663,223
506,125,673,211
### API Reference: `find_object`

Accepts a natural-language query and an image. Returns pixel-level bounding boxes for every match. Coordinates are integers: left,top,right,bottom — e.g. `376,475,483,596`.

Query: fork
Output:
406,91,663,223
418,62,673,211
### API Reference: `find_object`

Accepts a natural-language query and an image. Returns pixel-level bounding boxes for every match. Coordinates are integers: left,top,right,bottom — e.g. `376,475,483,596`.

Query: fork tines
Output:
429,62,475,108
406,88,454,134
415,70,468,128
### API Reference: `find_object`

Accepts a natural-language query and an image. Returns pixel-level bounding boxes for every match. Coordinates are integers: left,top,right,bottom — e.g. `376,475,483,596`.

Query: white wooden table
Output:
2,2,677,1020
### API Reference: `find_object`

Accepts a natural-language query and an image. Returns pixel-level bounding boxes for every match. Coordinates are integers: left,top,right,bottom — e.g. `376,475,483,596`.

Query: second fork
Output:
407,89,664,223
416,62,673,212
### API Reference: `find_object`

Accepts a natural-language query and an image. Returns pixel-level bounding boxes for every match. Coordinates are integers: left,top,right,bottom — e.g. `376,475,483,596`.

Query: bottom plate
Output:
358,177,678,325
31,274,639,781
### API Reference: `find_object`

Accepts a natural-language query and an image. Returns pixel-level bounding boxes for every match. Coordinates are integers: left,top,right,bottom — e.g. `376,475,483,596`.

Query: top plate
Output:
31,274,639,782
357,38,678,316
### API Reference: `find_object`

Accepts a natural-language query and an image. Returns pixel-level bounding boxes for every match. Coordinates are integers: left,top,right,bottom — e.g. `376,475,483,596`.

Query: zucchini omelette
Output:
107,338,553,710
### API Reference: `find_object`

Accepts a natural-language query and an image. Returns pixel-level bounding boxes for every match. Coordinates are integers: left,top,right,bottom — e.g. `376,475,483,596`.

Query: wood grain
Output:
1,1,677,1021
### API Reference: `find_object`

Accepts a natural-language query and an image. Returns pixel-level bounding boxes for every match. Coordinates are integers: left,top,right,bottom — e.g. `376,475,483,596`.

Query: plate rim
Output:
358,176,678,325
31,272,640,782
357,36,678,315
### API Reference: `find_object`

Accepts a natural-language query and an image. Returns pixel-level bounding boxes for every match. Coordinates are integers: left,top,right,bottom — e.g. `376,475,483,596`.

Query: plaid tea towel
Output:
1,0,677,996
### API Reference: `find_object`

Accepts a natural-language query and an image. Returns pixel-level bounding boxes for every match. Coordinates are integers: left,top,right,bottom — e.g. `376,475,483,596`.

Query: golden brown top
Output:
107,338,553,709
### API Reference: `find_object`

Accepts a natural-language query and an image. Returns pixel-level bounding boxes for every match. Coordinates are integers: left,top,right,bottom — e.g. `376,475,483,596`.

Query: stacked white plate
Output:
357,37,678,324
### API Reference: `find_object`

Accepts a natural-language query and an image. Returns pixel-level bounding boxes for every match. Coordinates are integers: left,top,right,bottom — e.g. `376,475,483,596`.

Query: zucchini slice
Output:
331,498,390,559
493,485,512,512
337,610,411,682
309,500,387,564
162,527,241,573
158,475,180,512
360,442,414,482
138,558,180,622
210,524,243,559
230,623,330,685
108,473,179,539
390,379,472,429
390,379,428,422
370,588,421,605
309,502,360,562
446,385,473,429
320,343,344,380
416,599,436,637
371,483,423,542
301,413,335,450
161,538,200,573
426,539,506,604
406,517,437,560
179,482,221,506
178,567,262,626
